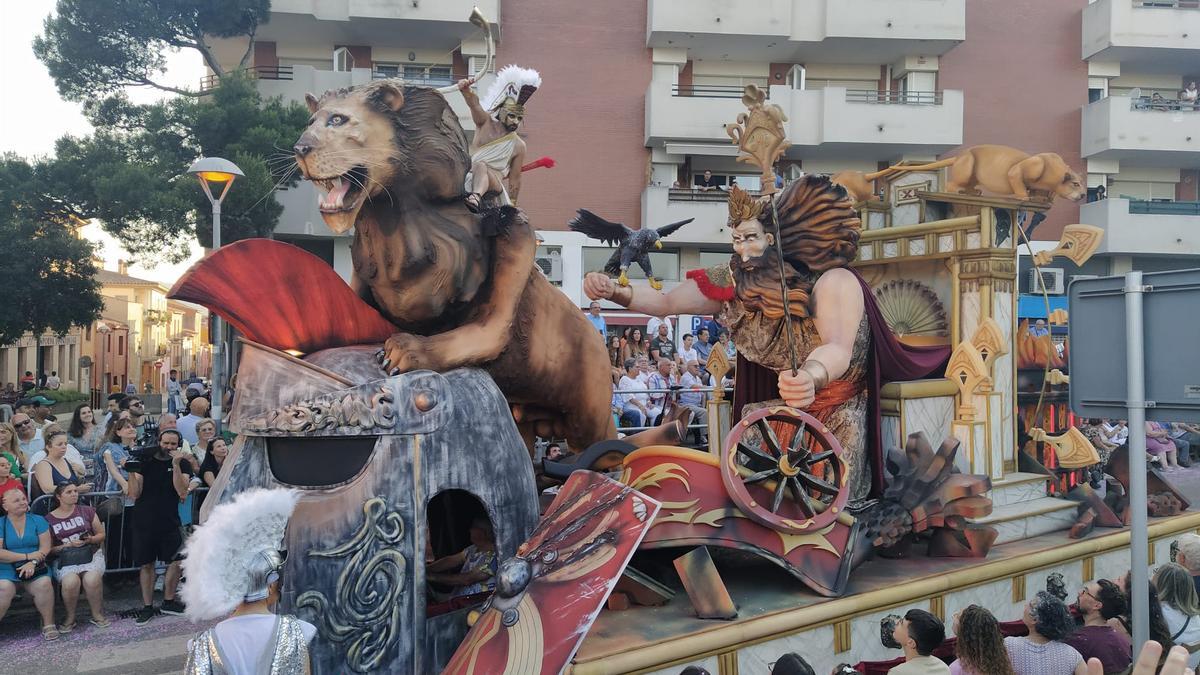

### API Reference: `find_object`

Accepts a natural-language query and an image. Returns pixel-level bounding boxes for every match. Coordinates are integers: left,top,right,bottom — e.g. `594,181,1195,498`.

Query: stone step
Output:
972,496,1078,545
987,471,1053,507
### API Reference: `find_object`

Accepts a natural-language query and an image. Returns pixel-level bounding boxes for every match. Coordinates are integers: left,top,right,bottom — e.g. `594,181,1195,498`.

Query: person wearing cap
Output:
25,396,57,431
183,488,314,674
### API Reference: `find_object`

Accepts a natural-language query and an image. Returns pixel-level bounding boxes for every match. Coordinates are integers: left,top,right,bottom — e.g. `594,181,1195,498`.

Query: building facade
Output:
208,0,1198,307
0,330,84,392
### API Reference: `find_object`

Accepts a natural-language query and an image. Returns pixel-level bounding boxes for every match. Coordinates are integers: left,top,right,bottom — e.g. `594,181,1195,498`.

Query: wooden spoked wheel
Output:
719,406,849,534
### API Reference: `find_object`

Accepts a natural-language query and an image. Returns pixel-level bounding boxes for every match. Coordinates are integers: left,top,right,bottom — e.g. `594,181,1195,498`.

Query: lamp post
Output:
96,323,112,400
187,157,243,432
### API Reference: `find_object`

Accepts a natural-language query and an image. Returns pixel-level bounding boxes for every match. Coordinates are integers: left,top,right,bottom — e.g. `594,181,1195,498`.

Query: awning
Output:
1017,294,1068,319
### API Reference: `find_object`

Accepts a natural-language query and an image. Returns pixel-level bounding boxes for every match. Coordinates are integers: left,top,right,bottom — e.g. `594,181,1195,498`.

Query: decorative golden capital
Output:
969,318,1008,388
725,84,790,196
1032,224,1104,268
705,345,731,402
945,341,991,421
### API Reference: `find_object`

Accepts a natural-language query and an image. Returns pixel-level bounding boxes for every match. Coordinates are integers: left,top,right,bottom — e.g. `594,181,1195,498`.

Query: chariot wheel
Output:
719,406,849,534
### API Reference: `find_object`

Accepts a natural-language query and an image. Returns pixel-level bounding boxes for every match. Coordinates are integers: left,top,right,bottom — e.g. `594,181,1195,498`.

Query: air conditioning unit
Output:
535,254,563,282
1029,268,1065,295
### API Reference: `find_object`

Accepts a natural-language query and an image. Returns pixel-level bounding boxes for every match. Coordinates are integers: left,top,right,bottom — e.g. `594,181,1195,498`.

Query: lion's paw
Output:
378,333,436,375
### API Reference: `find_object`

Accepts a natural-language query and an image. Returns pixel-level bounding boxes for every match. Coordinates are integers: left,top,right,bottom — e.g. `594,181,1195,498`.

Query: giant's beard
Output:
731,248,813,320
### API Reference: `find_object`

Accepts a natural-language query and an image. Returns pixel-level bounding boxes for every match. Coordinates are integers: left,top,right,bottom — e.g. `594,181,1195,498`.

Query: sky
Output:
0,0,207,284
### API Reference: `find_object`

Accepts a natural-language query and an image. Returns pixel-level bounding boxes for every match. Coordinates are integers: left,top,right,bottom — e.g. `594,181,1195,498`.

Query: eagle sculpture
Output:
568,210,693,290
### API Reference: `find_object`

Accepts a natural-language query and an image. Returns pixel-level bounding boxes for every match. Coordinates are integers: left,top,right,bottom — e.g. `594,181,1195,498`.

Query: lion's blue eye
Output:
328,114,348,127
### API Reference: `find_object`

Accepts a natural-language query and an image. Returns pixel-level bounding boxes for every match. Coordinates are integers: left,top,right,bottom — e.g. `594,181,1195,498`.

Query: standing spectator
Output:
31,430,91,498
127,429,193,624
696,169,719,191
44,372,61,391
949,604,1014,675
166,370,184,416
544,443,565,462
0,456,23,497
26,396,57,431
646,359,677,425
1153,563,1200,667
176,397,210,448
194,419,217,464
1006,591,1086,674
0,488,57,639
67,405,105,479
650,324,676,363
617,359,651,428
99,418,138,499
889,608,951,674
123,382,136,396
1183,81,1198,110
702,317,723,346
155,413,193,457
1066,579,1132,673
0,422,27,481
585,301,607,337
101,393,123,427
13,413,44,462
1175,533,1200,598
679,360,709,446
646,316,673,342
46,482,109,630
694,327,713,366
120,396,156,448
19,371,35,392
199,438,230,488
677,333,699,368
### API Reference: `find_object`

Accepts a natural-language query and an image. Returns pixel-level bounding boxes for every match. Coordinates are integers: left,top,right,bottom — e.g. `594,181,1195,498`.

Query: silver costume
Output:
185,614,310,675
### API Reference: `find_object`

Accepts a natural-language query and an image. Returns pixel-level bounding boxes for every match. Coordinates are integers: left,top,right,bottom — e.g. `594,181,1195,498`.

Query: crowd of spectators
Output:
0,382,218,638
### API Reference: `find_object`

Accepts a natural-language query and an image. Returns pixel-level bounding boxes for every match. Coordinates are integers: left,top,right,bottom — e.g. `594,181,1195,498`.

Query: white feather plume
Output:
181,487,300,621
482,64,542,111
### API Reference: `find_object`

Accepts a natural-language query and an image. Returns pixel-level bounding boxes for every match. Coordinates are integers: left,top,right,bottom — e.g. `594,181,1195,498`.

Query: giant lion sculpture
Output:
289,79,615,448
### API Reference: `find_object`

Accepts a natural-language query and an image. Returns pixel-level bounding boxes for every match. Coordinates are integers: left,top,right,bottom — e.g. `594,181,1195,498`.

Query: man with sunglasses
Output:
1066,579,1132,674
11,413,44,460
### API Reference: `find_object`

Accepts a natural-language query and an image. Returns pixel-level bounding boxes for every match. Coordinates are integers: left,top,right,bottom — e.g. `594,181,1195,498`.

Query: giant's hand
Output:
778,369,815,409
1087,641,1194,675
584,272,617,301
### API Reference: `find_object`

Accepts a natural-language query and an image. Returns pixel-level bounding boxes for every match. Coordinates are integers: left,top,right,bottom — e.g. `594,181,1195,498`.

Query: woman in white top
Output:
1154,563,1200,667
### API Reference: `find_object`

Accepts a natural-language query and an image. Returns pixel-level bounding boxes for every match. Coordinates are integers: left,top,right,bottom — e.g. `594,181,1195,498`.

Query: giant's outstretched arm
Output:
583,272,721,317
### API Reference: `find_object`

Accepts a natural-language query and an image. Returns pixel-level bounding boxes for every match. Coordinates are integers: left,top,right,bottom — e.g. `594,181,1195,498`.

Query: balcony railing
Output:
1133,0,1199,8
667,187,771,202
372,70,467,86
1128,96,1200,111
672,84,763,99
1127,199,1200,215
200,65,294,92
845,90,944,105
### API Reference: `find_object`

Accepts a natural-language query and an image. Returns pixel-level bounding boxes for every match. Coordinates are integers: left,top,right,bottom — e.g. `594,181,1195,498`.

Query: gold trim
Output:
930,595,945,622
1083,556,1095,582
880,379,958,400
858,216,981,243
1012,575,1026,603
834,620,852,654
717,651,739,675
625,446,719,468
1149,541,1156,565
571,512,1200,675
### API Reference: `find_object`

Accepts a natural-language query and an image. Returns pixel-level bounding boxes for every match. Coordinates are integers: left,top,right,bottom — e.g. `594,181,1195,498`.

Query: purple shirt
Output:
1063,625,1131,674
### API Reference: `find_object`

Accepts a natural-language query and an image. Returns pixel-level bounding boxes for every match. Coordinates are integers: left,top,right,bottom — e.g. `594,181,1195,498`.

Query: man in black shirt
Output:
696,170,720,191
127,429,194,624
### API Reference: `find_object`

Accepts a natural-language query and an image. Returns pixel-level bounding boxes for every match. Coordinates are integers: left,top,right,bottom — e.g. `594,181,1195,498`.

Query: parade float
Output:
167,12,1200,674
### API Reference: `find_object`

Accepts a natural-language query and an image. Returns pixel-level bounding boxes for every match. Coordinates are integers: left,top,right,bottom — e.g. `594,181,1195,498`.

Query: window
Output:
582,247,679,282
117,335,124,356
699,251,733,269
333,47,354,72
401,64,453,86
374,62,401,78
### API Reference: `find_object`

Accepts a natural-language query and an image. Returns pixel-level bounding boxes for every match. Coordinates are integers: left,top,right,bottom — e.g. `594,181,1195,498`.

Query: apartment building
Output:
205,0,1195,307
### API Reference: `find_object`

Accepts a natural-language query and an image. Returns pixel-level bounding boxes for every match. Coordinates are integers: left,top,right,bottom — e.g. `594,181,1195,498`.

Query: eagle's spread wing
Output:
568,209,631,246
654,217,694,239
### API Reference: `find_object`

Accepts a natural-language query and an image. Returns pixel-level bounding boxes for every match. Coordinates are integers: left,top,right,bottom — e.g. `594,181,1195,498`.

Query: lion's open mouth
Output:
312,166,369,213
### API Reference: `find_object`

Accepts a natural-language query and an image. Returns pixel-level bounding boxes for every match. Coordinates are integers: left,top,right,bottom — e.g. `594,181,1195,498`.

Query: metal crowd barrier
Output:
29,486,210,575
613,385,731,433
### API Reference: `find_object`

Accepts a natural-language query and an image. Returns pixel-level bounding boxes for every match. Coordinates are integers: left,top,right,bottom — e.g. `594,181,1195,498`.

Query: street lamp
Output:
187,156,243,432
96,323,112,399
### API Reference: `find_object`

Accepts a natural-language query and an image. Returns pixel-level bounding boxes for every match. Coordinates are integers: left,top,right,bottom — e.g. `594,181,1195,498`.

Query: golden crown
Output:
727,186,765,226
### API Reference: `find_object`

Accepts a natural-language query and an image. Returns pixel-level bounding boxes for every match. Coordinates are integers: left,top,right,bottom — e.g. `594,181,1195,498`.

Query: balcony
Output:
646,83,963,158
1081,198,1200,256
641,187,747,245
257,0,500,49
1082,0,1200,71
1080,95,1200,166
647,0,964,63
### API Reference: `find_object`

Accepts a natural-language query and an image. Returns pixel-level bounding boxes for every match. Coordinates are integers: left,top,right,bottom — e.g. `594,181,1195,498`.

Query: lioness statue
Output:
870,144,1085,203
292,79,615,448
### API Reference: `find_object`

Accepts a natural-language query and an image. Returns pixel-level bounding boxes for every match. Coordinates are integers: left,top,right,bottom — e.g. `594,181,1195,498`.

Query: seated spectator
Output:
1175,533,1200,599
1079,419,1119,466
0,487,57,640
718,330,736,359
769,652,815,674
0,456,23,497
45,372,61,391
1067,579,1132,673
46,482,109,630
26,423,85,470
544,443,565,462
200,438,229,488
19,371,35,392
1006,591,1086,675
1153,563,1200,667
1183,81,1198,111
1102,420,1129,447
890,608,951,674
1151,92,1169,110
677,333,699,368
0,422,27,481
679,360,709,446
1147,422,1181,471
426,517,497,599
1029,319,1050,337
608,335,625,385
32,429,92,498
127,430,194,624
694,328,713,365
12,413,44,463
646,358,677,425
950,604,1014,675
618,359,652,428
26,396,57,431
101,393,123,427
1168,423,1200,467
98,418,138,499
